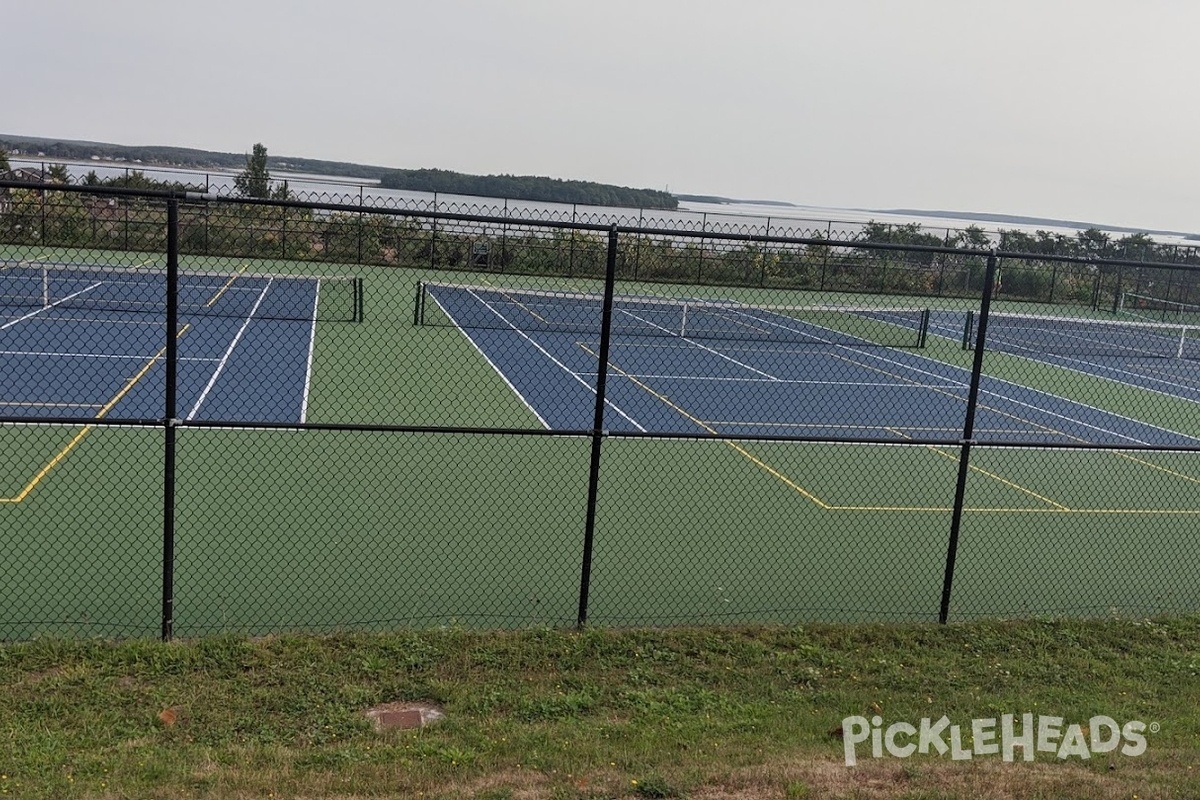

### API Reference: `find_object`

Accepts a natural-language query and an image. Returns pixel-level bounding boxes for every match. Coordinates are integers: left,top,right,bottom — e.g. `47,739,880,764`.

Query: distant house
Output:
1,167,68,215
3,166,51,183
0,167,48,214
0,168,37,214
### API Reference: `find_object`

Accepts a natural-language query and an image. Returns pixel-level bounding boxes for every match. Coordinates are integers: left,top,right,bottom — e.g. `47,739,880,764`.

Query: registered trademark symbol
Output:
1150,722,1161,734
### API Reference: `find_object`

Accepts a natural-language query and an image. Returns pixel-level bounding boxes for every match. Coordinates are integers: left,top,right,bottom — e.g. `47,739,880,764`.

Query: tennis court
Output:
422,281,1200,447
1,261,360,423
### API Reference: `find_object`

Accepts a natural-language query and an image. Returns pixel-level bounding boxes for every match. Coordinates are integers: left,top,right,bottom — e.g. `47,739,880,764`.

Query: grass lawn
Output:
1,618,1199,799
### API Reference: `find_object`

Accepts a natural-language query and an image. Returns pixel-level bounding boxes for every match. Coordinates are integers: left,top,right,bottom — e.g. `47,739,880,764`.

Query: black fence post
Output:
939,249,999,625
820,221,832,289
162,197,180,642
937,228,951,296
203,175,211,255
500,199,509,274
430,193,438,269
568,205,578,277
760,218,771,285
356,186,365,264
577,226,619,629
633,210,644,280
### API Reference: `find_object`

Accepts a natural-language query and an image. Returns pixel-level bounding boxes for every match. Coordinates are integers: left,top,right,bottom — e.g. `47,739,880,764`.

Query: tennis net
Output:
416,281,930,347
0,261,363,322
1119,292,1200,327
963,309,1200,359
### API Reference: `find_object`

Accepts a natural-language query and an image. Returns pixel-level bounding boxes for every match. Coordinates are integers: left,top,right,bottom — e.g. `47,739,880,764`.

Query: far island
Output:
378,168,677,210
0,133,679,211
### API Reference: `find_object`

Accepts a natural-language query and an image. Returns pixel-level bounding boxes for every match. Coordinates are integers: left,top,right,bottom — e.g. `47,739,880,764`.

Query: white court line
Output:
708,419,1044,434
613,307,782,381
0,349,218,363
842,345,1200,446
185,280,273,420
704,306,1200,445
569,370,962,388
0,282,103,330
457,287,647,431
18,314,166,329
300,280,321,423
0,401,103,409
979,341,1200,407
926,315,1200,403
428,291,550,429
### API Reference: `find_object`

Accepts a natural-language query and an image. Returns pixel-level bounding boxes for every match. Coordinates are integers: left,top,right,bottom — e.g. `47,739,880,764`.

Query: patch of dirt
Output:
363,700,446,732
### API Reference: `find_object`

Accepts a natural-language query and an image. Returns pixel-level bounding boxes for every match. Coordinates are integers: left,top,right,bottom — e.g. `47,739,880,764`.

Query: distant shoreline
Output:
4,132,1196,239
877,207,1198,240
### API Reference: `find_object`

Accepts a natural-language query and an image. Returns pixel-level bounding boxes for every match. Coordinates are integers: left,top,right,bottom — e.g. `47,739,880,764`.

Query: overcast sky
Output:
5,1,1199,232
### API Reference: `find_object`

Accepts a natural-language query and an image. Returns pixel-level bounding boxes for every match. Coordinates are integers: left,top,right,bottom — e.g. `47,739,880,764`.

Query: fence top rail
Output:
4,179,1199,273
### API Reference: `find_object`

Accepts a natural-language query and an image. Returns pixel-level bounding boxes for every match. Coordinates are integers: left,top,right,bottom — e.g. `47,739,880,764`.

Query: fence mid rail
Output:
3,182,1200,640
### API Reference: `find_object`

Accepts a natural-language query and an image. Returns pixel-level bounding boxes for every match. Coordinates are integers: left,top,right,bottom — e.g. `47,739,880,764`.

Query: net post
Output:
161,197,180,643
356,277,365,322
918,309,930,348
414,281,425,326
939,249,998,624
577,225,619,630
961,310,974,350
42,267,50,307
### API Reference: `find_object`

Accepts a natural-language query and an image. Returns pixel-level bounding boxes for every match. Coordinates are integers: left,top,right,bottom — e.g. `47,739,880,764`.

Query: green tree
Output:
234,143,272,198
0,147,9,174
1075,228,1111,258
1114,232,1155,261
954,225,991,250
47,163,70,183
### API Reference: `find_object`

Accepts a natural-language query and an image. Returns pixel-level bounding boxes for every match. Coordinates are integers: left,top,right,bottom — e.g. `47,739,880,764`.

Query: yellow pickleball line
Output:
577,342,833,509
1,324,191,504
885,427,1069,510
574,343,1200,515
205,263,249,308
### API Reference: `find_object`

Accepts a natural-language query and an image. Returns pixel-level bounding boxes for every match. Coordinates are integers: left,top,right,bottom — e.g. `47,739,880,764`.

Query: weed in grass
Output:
475,789,514,800
631,773,679,798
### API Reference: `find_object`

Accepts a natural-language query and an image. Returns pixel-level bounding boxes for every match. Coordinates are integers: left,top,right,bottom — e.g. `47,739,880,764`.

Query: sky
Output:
5,0,1200,233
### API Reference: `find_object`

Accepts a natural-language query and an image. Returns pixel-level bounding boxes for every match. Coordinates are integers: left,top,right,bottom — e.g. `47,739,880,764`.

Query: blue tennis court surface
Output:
427,283,1200,448
1,264,325,423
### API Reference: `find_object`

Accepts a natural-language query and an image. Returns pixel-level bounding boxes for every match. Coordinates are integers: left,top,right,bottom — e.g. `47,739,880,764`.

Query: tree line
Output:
378,168,678,210
0,135,392,181
5,144,1200,310
1,136,679,210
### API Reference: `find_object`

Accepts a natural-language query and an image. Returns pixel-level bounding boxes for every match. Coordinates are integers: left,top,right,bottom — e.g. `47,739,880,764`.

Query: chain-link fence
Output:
11,156,1200,266
3,180,1200,640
